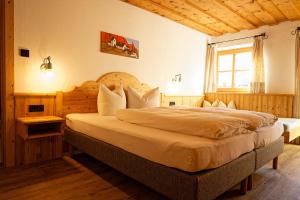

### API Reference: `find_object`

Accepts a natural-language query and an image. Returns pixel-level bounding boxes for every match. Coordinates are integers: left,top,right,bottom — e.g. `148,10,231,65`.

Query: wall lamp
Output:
40,56,52,72
172,74,182,82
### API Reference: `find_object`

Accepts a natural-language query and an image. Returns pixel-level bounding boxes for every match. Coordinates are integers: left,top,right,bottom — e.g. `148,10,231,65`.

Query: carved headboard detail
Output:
56,72,151,117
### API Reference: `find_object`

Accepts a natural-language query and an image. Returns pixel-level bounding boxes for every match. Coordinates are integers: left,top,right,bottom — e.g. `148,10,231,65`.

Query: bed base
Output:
64,127,255,200
254,137,284,170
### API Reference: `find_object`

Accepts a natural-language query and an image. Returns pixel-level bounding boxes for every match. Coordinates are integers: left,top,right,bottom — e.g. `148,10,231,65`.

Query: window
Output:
217,47,252,92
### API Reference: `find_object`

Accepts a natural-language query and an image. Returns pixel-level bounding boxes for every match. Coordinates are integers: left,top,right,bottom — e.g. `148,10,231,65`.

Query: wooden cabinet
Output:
16,116,64,165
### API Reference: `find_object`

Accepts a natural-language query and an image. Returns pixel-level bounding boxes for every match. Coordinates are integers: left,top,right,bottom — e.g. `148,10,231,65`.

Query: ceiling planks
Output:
123,0,222,35
122,0,300,35
272,0,300,20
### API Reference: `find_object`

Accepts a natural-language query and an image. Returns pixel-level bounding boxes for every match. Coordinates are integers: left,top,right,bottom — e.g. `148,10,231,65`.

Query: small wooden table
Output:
16,116,64,165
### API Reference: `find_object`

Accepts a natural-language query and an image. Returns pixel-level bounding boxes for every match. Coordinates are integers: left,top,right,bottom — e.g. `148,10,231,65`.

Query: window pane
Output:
235,52,252,70
218,54,233,71
218,72,232,88
234,71,250,88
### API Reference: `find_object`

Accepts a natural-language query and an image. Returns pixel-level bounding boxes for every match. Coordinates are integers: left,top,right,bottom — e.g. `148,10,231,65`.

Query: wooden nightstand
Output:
16,116,64,165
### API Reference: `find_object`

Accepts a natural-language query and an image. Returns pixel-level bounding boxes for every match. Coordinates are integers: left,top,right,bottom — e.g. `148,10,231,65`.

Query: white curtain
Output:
293,31,300,118
250,36,265,93
204,44,216,93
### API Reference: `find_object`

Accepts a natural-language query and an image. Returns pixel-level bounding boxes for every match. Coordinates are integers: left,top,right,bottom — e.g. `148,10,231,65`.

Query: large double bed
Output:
57,72,284,200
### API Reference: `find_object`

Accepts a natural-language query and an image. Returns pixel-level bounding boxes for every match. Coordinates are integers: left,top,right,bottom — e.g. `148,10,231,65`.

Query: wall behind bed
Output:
14,0,208,95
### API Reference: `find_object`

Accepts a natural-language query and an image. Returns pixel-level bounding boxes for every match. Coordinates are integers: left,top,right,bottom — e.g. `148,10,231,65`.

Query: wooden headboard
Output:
205,93,294,118
56,72,151,117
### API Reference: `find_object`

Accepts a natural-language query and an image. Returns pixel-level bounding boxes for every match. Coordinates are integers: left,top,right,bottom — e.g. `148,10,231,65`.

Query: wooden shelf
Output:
27,132,63,139
17,116,64,125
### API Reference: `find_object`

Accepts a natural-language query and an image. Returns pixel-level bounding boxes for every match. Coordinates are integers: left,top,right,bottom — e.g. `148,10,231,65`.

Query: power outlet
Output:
28,105,44,112
169,101,176,106
20,49,30,57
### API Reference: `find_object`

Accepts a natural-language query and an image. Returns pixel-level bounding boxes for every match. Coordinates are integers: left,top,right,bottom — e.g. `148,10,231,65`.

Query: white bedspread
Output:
116,107,277,139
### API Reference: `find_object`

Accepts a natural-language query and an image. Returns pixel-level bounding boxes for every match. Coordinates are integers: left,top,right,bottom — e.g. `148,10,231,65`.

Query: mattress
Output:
255,121,284,148
66,113,255,172
279,118,300,131
278,118,300,142
66,113,283,172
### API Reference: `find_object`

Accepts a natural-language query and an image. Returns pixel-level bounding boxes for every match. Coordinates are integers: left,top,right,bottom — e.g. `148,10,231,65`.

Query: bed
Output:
279,118,300,143
56,72,284,200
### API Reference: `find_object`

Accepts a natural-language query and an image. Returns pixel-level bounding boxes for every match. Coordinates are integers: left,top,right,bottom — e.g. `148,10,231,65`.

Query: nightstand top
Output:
17,116,64,124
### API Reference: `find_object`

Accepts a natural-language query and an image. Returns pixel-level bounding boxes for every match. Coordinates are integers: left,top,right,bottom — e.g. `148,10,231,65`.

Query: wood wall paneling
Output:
205,93,294,118
160,94,204,107
14,94,57,118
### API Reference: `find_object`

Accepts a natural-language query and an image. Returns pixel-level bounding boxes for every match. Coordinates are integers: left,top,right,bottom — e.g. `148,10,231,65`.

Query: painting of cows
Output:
100,31,139,59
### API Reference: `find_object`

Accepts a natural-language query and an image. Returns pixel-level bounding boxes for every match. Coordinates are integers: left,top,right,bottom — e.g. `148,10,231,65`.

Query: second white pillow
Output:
127,86,160,108
218,101,227,108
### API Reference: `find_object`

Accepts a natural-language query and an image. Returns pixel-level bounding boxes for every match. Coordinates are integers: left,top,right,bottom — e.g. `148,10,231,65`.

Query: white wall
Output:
210,21,300,94
14,0,208,95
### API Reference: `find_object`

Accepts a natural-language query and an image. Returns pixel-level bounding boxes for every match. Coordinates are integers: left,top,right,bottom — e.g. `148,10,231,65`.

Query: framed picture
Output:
100,31,139,59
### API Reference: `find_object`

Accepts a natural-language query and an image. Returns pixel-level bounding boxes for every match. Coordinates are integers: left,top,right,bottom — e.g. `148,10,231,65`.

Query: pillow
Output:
97,84,126,116
212,99,219,107
127,86,160,108
227,100,237,109
218,101,227,108
203,100,212,107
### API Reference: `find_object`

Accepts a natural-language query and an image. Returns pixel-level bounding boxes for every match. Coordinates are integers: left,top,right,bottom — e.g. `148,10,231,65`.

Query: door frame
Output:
1,0,15,167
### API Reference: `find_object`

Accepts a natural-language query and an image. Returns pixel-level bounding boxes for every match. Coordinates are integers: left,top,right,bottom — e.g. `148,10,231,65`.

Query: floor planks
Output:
1,144,300,200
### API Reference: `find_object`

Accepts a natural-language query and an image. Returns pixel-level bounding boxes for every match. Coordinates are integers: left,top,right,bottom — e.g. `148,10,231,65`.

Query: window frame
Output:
216,47,253,93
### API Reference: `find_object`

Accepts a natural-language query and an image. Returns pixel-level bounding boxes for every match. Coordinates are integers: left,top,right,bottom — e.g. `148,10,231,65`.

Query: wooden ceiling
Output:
121,0,300,36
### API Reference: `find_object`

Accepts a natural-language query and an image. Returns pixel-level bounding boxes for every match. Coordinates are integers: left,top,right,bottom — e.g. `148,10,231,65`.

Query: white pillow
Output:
203,100,212,107
127,87,160,108
212,99,219,107
227,100,237,109
97,84,126,116
218,101,227,108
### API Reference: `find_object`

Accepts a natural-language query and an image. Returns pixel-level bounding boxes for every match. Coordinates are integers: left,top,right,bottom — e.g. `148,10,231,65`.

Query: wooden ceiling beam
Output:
184,0,239,32
213,0,257,29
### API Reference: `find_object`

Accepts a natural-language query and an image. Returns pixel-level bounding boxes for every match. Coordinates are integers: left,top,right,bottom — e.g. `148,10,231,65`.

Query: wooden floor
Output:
1,144,300,200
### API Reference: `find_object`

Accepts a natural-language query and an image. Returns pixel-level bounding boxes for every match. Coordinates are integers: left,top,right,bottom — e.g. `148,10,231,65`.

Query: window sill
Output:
216,88,249,93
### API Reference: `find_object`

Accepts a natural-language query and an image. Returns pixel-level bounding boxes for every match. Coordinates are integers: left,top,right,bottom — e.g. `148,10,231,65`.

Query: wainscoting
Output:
205,93,300,144
160,94,204,107
14,93,57,117
205,93,294,118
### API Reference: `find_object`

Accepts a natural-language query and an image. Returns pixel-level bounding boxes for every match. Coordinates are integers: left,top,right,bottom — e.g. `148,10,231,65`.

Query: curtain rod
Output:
208,33,267,45
291,27,300,35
